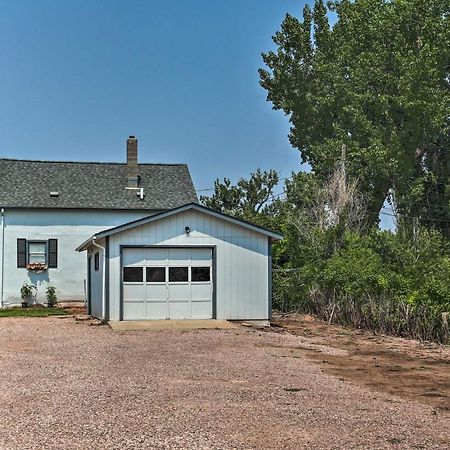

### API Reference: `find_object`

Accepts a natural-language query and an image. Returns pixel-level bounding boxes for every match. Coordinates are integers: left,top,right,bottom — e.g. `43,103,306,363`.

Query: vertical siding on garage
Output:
107,209,269,321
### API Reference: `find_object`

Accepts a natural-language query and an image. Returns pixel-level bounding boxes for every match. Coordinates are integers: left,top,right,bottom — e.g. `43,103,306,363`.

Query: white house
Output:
0,137,197,306
76,203,282,322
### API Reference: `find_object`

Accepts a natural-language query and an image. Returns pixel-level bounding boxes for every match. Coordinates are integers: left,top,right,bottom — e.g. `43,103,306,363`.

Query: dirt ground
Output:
270,313,450,413
58,302,87,315
0,316,449,449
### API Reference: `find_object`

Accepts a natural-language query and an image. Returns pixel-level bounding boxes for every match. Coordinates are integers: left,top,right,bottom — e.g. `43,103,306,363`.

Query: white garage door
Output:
122,248,213,320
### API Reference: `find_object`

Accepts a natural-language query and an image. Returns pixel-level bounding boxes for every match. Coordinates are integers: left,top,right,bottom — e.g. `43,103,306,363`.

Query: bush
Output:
273,228,450,343
46,285,58,308
20,283,36,307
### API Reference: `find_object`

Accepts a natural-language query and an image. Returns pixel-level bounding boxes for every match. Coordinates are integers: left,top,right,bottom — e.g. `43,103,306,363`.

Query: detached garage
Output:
76,203,282,322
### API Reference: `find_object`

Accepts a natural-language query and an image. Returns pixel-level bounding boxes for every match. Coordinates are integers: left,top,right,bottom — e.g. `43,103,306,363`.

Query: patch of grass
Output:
0,308,69,318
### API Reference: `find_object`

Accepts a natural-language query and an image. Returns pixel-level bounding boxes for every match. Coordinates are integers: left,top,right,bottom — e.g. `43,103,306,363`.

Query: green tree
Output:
259,0,450,234
200,169,280,226
275,167,450,342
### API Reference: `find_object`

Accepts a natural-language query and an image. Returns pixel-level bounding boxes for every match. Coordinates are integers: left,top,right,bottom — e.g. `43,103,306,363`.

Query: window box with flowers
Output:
26,262,48,273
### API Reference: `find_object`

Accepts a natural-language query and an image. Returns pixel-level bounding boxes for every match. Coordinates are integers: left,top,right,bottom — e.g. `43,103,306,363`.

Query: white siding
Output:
0,209,157,305
107,209,269,321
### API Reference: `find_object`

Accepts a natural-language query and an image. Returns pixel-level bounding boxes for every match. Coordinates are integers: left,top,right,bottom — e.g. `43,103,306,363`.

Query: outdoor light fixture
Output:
185,226,191,234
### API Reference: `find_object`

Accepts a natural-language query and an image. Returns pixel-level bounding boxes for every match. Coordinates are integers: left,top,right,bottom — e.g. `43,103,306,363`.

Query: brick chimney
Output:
126,136,139,188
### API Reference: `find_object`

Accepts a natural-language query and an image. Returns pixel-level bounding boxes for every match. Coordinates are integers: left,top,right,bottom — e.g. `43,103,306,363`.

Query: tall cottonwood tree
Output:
259,0,449,234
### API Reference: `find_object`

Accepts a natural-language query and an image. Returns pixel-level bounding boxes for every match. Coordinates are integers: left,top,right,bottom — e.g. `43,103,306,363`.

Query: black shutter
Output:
17,239,27,268
48,239,58,268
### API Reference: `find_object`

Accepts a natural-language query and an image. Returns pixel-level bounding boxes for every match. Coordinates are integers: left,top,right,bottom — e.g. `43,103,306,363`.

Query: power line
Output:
390,178,449,189
268,196,450,223
270,191,287,199
388,214,450,224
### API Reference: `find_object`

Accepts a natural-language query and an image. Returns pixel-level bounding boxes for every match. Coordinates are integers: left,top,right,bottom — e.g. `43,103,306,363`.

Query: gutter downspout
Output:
92,236,106,323
0,208,4,308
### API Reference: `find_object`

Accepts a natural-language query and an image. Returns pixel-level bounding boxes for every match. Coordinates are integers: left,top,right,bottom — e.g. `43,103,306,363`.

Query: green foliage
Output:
259,0,450,234
253,0,450,342
275,212,450,342
46,285,58,308
200,169,280,229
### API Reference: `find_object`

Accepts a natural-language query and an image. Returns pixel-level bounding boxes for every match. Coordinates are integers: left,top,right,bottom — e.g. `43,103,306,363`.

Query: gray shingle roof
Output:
0,159,198,210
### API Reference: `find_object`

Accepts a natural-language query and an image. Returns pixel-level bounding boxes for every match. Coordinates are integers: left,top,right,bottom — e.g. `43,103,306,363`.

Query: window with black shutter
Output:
94,252,100,271
17,238,58,268
17,239,27,268
48,239,58,268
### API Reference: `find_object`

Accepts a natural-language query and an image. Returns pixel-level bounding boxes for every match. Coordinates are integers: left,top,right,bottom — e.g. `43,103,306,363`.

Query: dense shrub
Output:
273,228,450,343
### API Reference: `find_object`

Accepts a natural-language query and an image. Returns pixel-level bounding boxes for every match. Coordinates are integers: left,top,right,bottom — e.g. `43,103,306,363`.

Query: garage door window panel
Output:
169,267,188,282
123,267,144,282
191,267,211,282
146,267,166,283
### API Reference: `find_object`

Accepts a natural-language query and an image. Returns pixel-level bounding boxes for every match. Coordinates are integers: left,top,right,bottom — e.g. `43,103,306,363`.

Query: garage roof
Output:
76,203,283,251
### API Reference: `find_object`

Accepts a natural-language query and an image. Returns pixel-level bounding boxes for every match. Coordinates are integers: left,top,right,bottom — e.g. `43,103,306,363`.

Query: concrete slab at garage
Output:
109,319,238,331
76,203,282,322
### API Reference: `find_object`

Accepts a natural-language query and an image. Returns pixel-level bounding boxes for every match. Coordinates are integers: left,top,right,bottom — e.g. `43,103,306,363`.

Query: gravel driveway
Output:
0,317,448,449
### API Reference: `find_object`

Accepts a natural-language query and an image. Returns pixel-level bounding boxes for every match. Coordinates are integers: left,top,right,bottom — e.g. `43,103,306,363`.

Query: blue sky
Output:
0,0,308,190
0,0,393,228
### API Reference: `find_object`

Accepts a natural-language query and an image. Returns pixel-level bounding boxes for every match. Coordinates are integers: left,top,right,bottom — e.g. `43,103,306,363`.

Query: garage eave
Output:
76,237,94,252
